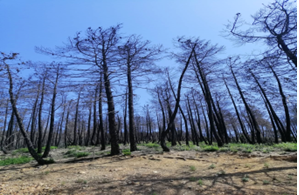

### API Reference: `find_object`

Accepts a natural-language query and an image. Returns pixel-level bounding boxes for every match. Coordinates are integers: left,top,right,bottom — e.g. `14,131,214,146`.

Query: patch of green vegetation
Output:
143,142,160,149
42,146,58,150
166,142,171,148
273,143,297,152
218,169,225,175
65,150,89,158
203,145,219,152
75,179,87,184
189,177,196,181
242,174,249,182
264,163,269,169
75,152,89,158
0,156,32,166
16,148,29,153
219,147,229,152
122,149,131,156
197,179,203,186
190,165,196,171
243,148,252,153
208,164,215,169
263,180,270,185
287,175,292,180
67,145,83,150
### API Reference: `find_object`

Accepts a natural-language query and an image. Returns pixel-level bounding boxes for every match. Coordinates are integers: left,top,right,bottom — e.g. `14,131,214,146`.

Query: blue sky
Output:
0,0,274,110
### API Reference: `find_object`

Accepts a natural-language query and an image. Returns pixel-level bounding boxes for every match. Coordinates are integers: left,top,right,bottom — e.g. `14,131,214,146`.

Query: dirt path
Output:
0,151,296,195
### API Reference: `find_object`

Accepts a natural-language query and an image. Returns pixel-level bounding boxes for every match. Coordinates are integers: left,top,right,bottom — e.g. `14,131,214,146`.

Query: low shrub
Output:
122,149,131,156
0,156,32,166
203,145,219,152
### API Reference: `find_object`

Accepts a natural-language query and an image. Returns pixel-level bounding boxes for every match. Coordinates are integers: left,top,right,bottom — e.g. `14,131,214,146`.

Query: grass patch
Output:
42,146,58,150
189,177,197,181
264,162,269,168
75,179,87,184
190,165,196,171
242,174,249,182
0,156,32,166
197,179,203,186
273,143,297,152
208,164,215,169
203,145,219,152
142,142,160,149
218,169,225,175
16,148,29,153
263,180,270,185
122,149,131,156
65,150,89,158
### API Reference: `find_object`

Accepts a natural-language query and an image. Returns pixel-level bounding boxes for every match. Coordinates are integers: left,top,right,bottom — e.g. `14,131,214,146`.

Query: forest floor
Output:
0,144,297,195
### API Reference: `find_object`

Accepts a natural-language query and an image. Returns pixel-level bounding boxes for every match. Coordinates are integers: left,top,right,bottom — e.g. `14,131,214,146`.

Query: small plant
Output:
263,180,270,185
203,145,219,152
243,148,252,153
122,149,131,156
75,152,89,158
0,156,32,166
65,150,89,158
264,163,269,169
242,174,249,182
44,171,50,175
218,169,225,175
273,143,297,152
75,179,87,184
244,164,250,168
208,164,215,169
190,165,196,171
144,142,160,148
219,147,229,152
189,177,196,181
16,148,29,153
287,175,292,180
197,179,203,186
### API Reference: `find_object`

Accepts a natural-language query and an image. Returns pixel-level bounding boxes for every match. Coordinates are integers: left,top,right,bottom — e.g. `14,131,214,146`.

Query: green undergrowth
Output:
122,148,131,155
12,146,58,155
138,141,296,153
65,151,89,158
273,143,297,152
0,156,33,166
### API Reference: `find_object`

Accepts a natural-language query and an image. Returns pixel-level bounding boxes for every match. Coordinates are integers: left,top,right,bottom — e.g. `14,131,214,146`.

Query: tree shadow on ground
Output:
48,165,296,195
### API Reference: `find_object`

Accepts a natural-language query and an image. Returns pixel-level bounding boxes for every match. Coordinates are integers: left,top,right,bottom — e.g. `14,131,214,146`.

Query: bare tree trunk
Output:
43,66,60,158
1,99,9,154
123,89,128,145
160,44,196,152
37,75,46,153
72,90,81,146
268,65,291,141
4,55,47,165
223,77,252,143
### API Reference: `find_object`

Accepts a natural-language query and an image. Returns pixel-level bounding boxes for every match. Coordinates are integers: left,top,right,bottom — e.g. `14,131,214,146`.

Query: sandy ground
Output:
0,148,297,195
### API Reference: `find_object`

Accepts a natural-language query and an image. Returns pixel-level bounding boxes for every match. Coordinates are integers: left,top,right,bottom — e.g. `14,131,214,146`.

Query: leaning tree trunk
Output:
230,66,262,144
4,56,47,165
37,75,46,154
160,44,196,152
223,78,252,143
269,65,291,141
42,68,59,158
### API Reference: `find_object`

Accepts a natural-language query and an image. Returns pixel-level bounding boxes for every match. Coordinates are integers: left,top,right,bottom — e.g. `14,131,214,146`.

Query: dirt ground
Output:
0,147,297,195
